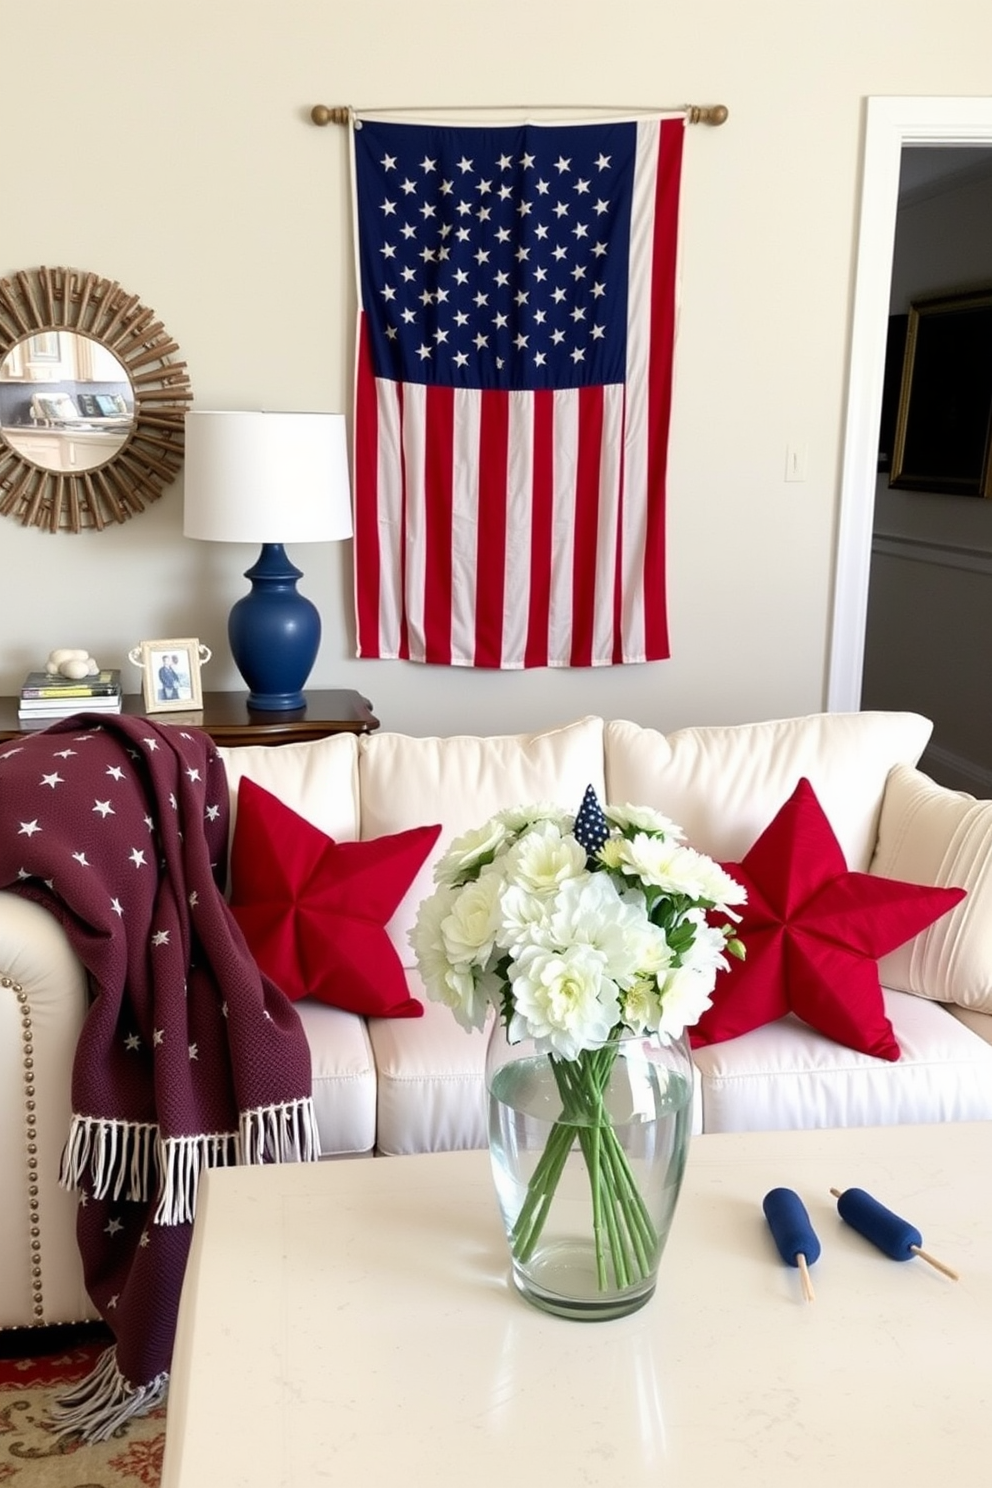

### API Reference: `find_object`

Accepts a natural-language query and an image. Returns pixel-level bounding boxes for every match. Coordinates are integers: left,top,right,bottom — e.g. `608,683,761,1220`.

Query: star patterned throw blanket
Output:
0,715,319,1440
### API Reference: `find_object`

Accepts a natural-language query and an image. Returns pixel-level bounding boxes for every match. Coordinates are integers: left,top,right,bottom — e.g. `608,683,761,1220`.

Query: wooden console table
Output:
0,689,379,748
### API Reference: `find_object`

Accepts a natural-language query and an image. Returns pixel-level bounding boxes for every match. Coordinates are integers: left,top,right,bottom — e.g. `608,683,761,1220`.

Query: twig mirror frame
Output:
0,266,192,532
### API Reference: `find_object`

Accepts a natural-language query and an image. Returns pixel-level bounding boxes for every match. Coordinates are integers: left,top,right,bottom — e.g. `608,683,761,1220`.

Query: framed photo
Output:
890,288,992,497
133,637,207,713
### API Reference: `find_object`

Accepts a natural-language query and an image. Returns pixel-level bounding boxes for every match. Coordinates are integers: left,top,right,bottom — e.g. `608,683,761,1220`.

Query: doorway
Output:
828,97,992,716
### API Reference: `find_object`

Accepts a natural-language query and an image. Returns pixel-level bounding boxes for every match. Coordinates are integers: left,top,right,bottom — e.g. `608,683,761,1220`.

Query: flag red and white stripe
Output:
351,114,684,668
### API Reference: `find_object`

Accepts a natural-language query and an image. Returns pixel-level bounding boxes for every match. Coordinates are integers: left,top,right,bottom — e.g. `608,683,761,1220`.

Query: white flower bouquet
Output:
410,787,746,1299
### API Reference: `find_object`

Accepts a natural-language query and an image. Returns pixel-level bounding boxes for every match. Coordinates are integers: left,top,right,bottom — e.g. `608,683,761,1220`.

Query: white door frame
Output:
828,96,992,713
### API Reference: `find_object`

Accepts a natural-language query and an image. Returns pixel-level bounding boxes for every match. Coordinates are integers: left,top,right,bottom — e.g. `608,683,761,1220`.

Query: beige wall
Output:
4,0,992,736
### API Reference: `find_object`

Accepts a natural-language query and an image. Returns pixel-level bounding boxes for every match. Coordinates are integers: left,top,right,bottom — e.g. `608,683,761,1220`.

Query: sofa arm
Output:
0,892,97,1328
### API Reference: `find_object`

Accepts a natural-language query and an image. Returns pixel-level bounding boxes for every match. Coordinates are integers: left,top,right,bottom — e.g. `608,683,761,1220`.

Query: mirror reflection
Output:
0,330,135,473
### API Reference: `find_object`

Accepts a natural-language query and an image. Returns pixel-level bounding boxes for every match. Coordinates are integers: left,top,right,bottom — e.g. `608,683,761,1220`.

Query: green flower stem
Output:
508,1043,661,1293
511,1122,574,1260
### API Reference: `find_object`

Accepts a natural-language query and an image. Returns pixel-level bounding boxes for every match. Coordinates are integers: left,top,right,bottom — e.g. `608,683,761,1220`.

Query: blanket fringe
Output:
61,1099,320,1224
59,1115,158,1203
241,1095,321,1166
50,1343,168,1443
153,1130,243,1225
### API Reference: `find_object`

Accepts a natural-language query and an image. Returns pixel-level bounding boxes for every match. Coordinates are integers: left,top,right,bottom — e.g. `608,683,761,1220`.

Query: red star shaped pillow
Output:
689,777,965,1061
229,777,441,1018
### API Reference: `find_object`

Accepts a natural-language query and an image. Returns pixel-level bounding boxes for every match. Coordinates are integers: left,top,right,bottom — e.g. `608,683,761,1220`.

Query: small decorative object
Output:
830,1186,959,1279
182,411,353,712
410,785,746,1320
762,1188,820,1302
44,647,101,680
128,637,211,713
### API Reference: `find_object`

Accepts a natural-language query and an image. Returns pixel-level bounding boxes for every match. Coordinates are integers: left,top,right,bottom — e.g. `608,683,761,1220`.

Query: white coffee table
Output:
161,1123,992,1487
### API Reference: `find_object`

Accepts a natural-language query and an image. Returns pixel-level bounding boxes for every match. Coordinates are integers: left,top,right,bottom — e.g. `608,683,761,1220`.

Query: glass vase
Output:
486,1019,694,1321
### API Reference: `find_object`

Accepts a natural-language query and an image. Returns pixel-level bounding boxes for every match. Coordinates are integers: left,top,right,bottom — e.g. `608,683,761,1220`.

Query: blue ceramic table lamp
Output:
183,411,353,711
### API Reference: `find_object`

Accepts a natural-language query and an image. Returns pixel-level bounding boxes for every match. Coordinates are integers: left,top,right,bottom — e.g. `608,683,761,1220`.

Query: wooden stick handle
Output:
797,1253,815,1303
910,1246,960,1281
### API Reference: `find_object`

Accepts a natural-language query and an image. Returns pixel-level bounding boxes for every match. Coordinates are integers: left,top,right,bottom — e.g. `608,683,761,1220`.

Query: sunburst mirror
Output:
0,266,192,532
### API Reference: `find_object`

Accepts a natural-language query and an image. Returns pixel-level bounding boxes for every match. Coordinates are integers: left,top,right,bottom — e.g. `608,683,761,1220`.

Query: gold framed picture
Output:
129,637,210,713
890,287,992,498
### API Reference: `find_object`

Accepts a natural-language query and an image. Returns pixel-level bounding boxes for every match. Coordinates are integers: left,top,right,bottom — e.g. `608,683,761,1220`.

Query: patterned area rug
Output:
0,1334,164,1487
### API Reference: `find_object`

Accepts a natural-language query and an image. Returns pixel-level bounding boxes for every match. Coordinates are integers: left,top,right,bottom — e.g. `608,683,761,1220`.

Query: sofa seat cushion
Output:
368,994,490,1156
691,990,992,1133
947,1004,992,1047
604,711,932,869
294,1000,377,1156
369,976,706,1156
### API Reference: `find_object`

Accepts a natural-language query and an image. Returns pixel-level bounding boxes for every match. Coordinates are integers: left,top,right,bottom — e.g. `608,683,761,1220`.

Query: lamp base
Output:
228,543,321,712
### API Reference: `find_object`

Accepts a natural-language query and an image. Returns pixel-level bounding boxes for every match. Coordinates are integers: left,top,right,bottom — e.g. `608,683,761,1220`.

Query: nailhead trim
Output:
2,974,45,1320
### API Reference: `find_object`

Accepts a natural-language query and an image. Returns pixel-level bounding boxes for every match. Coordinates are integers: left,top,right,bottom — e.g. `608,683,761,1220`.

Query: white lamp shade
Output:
183,411,353,544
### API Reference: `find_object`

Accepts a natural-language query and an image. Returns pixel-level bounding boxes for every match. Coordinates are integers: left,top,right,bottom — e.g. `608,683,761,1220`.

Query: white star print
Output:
189,889,199,908
93,800,114,817
189,1043,198,1060
129,847,147,868
111,897,124,916
143,738,159,752
40,772,63,788
144,814,155,832
125,1033,140,1051
72,851,90,867
0,747,24,759
106,765,125,781
153,1028,164,1046
139,1230,150,1248
18,820,41,837
152,930,170,947
105,1217,123,1236
107,1294,119,1309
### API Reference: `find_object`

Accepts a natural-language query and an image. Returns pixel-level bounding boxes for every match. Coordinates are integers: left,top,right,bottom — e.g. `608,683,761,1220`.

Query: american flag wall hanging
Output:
350,112,685,668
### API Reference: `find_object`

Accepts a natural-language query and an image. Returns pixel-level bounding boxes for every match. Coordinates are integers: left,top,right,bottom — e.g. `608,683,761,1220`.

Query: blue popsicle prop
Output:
763,1187,821,1300
830,1187,959,1279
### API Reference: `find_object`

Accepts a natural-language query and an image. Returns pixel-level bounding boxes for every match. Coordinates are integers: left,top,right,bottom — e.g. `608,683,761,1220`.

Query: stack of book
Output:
18,668,124,722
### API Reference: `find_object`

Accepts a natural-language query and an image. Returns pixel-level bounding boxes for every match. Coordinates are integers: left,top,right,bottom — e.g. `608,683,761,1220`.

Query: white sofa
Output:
4,708,992,1331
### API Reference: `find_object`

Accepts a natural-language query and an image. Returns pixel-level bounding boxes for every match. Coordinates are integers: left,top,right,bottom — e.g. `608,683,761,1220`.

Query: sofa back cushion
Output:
358,716,606,967
217,734,361,878
872,764,992,1012
604,711,933,871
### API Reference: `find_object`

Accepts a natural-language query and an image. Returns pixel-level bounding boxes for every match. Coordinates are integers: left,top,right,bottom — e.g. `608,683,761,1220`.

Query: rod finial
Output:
311,104,350,126
687,103,729,126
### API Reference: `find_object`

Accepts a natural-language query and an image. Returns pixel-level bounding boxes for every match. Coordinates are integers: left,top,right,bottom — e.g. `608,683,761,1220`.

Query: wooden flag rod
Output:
310,103,728,127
